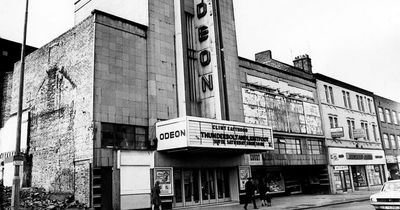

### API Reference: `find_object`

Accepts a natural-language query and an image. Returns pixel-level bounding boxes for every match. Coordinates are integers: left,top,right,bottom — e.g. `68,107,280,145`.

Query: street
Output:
312,200,374,210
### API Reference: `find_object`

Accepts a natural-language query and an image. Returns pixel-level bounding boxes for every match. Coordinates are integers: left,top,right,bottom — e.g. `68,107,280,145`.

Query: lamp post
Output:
11,0,29,209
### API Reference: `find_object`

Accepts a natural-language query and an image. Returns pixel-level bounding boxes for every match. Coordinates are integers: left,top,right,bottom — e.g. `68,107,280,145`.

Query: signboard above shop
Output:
156,117,273,152
330,127,344,138
353,128,366,139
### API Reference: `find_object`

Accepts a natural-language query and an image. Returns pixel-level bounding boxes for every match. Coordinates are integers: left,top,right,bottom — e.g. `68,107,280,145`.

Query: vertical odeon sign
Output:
194,0,222,119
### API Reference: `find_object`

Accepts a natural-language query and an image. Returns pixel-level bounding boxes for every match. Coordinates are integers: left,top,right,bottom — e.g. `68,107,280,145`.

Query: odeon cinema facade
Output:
152,0,274,209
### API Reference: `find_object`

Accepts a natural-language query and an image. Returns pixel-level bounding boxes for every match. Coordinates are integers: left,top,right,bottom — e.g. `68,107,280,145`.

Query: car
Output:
370,180,400,210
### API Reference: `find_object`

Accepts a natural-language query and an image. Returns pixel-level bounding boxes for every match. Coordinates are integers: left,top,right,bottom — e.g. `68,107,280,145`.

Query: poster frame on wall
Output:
239,166,252,191
154,167,174,196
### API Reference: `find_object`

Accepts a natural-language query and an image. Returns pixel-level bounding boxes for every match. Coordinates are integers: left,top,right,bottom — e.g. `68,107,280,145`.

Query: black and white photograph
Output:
0,0,399,209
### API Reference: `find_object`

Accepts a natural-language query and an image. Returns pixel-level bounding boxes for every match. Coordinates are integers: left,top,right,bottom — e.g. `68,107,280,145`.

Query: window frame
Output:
385,109,392,124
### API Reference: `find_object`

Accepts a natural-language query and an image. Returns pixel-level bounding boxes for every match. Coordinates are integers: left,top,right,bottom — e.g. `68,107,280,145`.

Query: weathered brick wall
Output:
11,16,94,204
0,72,13,127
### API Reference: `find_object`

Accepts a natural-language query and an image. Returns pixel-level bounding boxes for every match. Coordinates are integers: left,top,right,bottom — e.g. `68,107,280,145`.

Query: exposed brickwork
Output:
10,16,95,204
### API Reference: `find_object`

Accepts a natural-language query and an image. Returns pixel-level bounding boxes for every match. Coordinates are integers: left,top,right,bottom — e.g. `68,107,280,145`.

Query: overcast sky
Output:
0,0,399,102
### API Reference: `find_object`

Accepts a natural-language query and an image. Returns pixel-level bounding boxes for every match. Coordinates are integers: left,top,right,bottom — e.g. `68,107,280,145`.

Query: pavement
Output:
179,190,379,210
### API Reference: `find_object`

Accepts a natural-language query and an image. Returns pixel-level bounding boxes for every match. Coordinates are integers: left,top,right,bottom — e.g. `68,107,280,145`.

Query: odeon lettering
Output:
196,0,213,93
159,130,186,140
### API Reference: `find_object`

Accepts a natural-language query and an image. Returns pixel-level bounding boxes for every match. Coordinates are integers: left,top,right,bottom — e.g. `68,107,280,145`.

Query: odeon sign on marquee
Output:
156,117,274,151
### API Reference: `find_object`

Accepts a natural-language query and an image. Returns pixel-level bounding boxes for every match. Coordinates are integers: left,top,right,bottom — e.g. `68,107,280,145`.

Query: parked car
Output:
370,180,400,210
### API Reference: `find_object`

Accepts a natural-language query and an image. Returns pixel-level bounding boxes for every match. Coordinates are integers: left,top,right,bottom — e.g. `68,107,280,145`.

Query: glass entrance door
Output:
173,168,231,208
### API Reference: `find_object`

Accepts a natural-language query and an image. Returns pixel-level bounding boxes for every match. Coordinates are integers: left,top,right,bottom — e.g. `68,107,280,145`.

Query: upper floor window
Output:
398,112,400,125
397,136,400,149
308,140,323,155
347,119,355,139
346,92,352,109
101,123,150,150
393,111,398,125
372,123,378,141
385,109,392,124
360,121,370,141
367,98,373,113
390,135,397,149
378,107,385,122
329,116,338,128
356,95,365,112
342,91,348,108
324,85,334,104
286,139,302,155
383,134,390,149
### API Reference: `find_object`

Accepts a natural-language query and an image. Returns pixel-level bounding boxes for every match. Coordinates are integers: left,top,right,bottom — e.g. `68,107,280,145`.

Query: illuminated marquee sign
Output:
194,0,222,119
156,116,274,151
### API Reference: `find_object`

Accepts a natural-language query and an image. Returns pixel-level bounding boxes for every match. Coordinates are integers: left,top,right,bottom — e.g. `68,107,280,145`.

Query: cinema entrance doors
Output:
172,168,231,208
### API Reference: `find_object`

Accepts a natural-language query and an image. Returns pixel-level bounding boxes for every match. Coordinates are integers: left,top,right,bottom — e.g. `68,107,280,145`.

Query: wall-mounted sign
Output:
194,0,222,119
330,127,344,138
248,153,263,165
328,148,385,165
154,167,173,196
239,166,251,191
386,155,397,163
156,116,273,151
353,128,366,139
334,166,349,171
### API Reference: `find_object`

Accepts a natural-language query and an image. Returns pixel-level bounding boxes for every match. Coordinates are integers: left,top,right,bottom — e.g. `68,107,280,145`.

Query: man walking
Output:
244,177,258,210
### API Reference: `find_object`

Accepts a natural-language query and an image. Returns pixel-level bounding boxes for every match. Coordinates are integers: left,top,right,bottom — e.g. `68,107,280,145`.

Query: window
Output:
383,134,390,149
101,123,149,150
329,116,338,128
360,122,370,141
329,86,335,104
308,140,323,155
372,123,378,141
346,92,352,109
360,97,365,112
286,139,302,154
385,109,392,124
393,111,398,125
347,119,355,139
342,91,348,108
324,85,330,104
367,98,372,113
390,135,397,149
398,136,400,149
275,138,287,154
356,95,361,111
324,85,334,104
378,107,385,122
398,113,400,125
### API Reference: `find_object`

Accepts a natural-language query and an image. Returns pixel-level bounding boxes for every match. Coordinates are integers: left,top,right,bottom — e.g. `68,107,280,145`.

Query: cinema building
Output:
315,74,387,194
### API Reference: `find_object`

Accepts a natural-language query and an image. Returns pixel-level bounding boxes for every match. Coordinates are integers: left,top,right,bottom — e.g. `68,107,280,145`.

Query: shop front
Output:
155,116,274,208
328,147,387,194
386,155,400,180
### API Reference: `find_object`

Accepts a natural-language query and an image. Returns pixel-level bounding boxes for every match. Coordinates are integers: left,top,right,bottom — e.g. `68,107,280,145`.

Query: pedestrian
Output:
151,181,162,210
265,190,272,207
258,180,267,206
244,177,258,210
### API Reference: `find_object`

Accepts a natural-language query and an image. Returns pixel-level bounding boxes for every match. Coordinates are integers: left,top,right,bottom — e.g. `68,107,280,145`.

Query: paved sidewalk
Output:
183,190,378,210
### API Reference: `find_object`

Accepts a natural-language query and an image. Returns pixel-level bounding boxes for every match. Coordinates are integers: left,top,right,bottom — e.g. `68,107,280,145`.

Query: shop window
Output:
308,140,323,155
351,165,368,188
390,135,397,149
378,107,385,122
101,123,149,150
366,165,383,186
286,139,301,155
386,109,392,124
383,134,390,149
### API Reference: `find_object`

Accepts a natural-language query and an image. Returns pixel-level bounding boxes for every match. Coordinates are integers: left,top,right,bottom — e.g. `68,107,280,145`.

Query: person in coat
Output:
244,177,258,210
151,181,162,210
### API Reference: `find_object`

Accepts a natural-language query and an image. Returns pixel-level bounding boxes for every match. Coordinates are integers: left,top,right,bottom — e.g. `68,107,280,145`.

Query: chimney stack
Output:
293,54,312,73
255,50,272,64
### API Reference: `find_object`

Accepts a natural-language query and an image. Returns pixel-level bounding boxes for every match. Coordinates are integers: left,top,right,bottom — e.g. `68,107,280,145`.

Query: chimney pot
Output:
293,54,312,73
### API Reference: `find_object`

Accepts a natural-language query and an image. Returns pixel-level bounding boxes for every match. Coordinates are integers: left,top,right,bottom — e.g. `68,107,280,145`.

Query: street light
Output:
11,0,29,209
